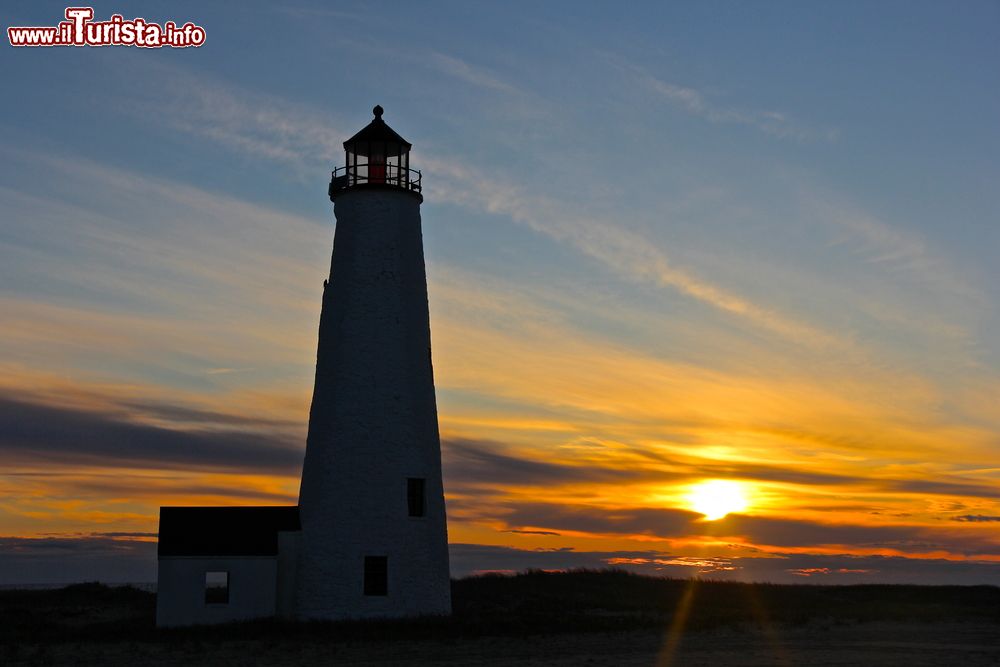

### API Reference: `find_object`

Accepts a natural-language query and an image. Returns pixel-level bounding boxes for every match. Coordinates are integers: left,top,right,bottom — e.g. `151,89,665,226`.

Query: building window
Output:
364,556,388,596
407,477,426,517
205,571,229,604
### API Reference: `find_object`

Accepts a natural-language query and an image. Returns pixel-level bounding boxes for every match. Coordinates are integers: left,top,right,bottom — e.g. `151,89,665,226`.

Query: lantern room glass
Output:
345,141,409,187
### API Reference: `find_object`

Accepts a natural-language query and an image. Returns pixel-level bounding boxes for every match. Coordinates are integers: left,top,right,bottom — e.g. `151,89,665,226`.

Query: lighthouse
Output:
154,106,449,626
294,106,452,619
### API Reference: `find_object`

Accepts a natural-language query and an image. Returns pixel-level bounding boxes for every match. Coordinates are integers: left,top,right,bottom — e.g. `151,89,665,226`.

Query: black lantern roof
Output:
343,105,411,157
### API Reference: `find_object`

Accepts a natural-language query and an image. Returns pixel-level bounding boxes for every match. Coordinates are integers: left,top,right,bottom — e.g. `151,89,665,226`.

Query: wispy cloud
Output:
0,147,332,401
423,155,846,350
110,66,976,383
428,52,525,96
461,497,1000,558
103,62,842,350
108,49,514,181
114,62,345,175
0,391,302,474
606,54,837,143
818,199,982,301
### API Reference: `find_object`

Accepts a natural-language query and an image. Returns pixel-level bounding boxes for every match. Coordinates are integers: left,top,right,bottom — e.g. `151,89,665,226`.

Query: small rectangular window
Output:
407,478,426,517
205,571,229,604
364,556,388,596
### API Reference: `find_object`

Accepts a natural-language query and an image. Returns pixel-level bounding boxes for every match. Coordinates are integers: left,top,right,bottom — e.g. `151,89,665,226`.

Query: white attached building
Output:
155,506,300,627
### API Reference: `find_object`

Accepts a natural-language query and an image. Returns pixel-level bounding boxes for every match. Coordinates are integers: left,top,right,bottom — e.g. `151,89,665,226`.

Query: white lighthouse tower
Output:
295,106,451,619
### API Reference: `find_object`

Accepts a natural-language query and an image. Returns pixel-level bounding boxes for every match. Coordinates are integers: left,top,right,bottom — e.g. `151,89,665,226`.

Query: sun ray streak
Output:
655,578,699,667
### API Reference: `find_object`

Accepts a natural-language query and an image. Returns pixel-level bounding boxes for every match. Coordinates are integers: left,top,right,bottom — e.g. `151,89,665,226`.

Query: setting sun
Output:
687,480,750,521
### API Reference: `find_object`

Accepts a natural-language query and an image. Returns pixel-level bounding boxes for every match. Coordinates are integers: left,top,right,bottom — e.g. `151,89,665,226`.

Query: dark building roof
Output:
157,506,300,557
343,105,411,156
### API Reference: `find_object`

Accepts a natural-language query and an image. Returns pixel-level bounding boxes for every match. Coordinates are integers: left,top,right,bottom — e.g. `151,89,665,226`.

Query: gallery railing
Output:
329,163,422,197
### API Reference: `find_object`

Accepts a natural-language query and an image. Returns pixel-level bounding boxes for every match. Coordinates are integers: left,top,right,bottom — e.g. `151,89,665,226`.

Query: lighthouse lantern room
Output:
330,105,420,194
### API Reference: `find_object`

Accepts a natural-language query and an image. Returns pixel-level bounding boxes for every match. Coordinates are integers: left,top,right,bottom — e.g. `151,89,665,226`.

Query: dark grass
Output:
4,569,999,648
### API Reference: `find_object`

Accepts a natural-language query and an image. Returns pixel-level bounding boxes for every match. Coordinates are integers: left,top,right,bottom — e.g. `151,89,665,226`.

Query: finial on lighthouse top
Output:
329,105,422,201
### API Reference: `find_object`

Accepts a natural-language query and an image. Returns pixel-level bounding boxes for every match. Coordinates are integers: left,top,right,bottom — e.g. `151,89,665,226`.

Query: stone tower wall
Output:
295,187,451,619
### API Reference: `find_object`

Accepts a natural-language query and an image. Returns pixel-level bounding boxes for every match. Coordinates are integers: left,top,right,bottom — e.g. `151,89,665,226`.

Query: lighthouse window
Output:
204,571,229,604
407,478,426,517
364,556,388,596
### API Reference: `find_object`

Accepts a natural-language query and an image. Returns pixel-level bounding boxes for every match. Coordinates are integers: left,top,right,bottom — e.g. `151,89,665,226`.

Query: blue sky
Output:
2,1,999,584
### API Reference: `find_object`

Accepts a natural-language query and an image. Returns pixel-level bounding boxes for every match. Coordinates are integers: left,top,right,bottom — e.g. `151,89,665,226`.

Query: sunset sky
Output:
2,1,999,585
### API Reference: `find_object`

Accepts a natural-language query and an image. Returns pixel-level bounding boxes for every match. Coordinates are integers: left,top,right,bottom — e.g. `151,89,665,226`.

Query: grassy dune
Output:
4,570,1000,665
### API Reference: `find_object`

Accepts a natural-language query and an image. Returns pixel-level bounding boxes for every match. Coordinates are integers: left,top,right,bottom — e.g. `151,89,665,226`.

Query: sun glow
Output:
687,480,750,521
